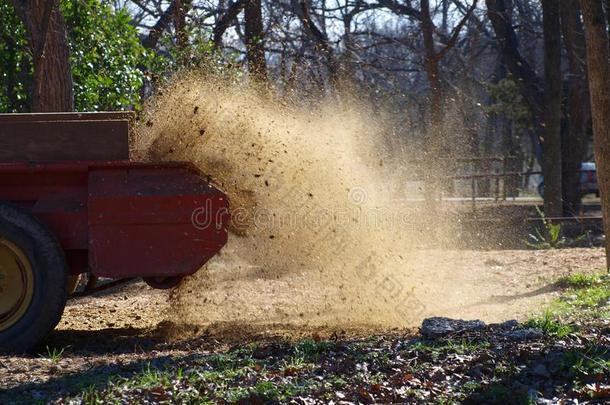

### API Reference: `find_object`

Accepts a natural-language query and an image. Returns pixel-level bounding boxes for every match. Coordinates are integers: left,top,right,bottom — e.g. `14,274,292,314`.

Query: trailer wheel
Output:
0,203,67,353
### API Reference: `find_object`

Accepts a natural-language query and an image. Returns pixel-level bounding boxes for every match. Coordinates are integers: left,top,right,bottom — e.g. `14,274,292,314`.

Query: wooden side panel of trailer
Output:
0,112,132,162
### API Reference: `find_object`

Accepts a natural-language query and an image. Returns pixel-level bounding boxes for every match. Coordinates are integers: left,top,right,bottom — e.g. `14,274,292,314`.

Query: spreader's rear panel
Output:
87,165,229,279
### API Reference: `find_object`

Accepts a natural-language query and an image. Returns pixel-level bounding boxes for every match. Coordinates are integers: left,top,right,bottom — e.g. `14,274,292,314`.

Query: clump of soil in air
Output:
133,71,459,336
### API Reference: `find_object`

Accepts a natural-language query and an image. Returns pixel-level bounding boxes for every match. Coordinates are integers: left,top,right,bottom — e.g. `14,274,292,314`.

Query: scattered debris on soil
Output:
3,318,607,404
1,255,608,404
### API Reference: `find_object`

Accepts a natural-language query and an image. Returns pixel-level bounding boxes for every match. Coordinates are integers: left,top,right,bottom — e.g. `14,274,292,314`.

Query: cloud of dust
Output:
133,71,460,333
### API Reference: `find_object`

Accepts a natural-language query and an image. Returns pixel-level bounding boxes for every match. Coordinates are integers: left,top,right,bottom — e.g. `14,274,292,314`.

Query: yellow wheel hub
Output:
0,239,34,332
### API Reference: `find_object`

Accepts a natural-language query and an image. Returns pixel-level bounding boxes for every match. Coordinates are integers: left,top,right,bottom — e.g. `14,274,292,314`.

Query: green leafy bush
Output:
0,0,150,112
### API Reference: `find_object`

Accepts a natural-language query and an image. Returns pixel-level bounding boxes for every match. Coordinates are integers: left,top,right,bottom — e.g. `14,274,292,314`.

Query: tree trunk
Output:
421,0,442,125
244,0,267,82
541,0,563,218
486,0,544,166
174,0,190,49
581,0,610,269
12,0,73,112
501,118,522,197
294,0,339,85
481,112,495,196
606,0,610,51
560,0,589,215
421,0,445,201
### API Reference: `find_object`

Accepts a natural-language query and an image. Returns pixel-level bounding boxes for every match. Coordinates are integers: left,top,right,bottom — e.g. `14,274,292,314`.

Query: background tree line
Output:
2,0,610,225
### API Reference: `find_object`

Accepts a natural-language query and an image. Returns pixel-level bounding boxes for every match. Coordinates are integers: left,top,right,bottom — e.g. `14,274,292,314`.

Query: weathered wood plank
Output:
0,112,134,123
0,119,130,162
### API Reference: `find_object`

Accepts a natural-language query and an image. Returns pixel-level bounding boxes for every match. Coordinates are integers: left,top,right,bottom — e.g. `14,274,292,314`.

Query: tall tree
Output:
420,0,442,124
486,0,543,160
487,0,567,215
560,0,589,215
420,0,477,199
581,0,610,269
12,0,73,112
541,0,563,217
378,0,476,200
244,0,267,81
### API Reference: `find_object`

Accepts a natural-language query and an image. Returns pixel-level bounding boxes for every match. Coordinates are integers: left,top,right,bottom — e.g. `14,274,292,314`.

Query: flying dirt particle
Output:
135,71,465,334
193,106,199,114
199,129,205,136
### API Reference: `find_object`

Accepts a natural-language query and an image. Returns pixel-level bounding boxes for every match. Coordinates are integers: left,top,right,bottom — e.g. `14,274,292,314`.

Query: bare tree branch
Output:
142,2,176,49
437,0,478,60
213,0,247,49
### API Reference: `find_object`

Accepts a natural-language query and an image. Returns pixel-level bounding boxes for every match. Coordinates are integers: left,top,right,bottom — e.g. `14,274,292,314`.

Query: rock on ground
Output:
420,317,486,339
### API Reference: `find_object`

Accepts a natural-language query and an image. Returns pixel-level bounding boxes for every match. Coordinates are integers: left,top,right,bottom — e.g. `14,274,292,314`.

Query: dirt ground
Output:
59,247,607,333
0,247,606,396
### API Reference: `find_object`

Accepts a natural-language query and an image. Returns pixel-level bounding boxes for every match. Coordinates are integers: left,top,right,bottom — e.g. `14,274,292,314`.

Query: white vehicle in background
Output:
537,162,599,198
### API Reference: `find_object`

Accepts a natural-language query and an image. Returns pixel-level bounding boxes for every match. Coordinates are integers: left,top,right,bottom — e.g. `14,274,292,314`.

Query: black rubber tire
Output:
0,203,68,354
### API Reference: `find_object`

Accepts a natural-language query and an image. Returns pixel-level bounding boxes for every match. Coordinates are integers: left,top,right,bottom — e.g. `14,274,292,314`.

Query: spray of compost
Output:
134,71,464,334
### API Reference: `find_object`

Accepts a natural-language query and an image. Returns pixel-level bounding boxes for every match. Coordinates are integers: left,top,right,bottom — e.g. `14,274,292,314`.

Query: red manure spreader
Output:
0,112,229,352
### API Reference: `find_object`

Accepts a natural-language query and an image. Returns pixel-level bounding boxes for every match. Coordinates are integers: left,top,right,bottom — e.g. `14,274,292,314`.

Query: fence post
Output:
502,157,508,200
472,176,476,212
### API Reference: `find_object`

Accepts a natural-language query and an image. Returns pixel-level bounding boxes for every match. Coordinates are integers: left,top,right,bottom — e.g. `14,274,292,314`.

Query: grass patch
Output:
466,382,532,405
293,339,335,362
39,346,65,363
59,340,330,404
410,338,490,355
526,272,610,334
551,272,610,319
72,359,315,404
223,379,311,403
524,310,574,337
557,272,607,289
294,339,335,355
561,345,610,378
